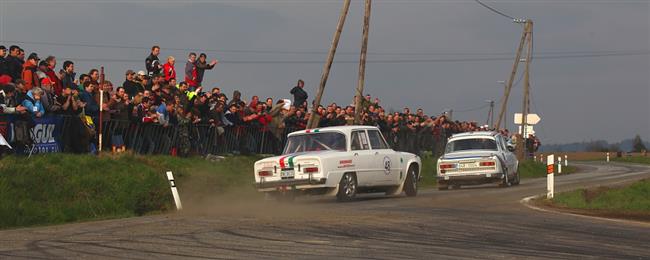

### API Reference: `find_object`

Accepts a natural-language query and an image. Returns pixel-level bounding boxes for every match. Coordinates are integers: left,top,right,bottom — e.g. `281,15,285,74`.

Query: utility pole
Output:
307,0,352,129
494,20,530,130
486,100,494,127
519,19,533,160
354,0,372,124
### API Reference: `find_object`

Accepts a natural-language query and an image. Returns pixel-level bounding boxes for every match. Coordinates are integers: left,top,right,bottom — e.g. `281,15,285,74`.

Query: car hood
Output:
440,150,499,160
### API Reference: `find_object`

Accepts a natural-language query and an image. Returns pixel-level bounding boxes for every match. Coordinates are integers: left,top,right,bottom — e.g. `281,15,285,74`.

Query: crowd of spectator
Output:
1,44,519,156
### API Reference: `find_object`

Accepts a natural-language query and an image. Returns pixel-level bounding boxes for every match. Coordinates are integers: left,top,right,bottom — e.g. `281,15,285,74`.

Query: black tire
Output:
512,170,520,185
337,173,357,202
404,166,418,197
499,166,512,188
452,184,461,189
437,181,449,191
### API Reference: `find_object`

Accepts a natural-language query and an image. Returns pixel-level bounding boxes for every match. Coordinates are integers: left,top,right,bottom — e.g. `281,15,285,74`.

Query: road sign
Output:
514,113,541,125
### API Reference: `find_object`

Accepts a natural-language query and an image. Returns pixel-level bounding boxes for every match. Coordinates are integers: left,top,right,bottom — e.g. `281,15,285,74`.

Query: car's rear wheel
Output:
337,173,357,202
512,170,520,185
404,166,418,197
499,166,512,188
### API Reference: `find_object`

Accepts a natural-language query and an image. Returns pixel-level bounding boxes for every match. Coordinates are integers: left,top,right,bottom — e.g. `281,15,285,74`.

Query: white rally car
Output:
254,126,421,202
436,131,519,190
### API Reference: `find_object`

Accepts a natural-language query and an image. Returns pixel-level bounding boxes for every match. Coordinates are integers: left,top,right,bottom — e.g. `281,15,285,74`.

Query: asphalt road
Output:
1,161,649,259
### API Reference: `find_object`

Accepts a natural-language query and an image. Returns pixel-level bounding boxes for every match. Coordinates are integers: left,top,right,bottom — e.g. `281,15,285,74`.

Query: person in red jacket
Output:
162,56,176,82
44,56,63,96
21,53,40,91
184,53,198,89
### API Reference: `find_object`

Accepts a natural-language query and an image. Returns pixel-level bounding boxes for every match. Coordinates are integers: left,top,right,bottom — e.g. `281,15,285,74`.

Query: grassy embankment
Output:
547,179,650,220
0,154,260,229
537,155,650,220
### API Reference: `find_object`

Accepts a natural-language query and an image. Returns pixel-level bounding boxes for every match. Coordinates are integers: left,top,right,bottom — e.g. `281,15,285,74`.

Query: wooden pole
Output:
98,66,105,152
354,0,372,125
518,20,533,161
494,21,529,130
307,0,351,129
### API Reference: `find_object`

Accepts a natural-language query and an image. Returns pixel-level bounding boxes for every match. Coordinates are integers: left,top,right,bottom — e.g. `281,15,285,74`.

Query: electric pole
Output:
494,20,531,130
519,19,533,161
307,0,352,129
354,0,372,125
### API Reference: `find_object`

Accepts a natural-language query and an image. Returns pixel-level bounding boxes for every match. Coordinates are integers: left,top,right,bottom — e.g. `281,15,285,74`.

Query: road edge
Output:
520,195,650,227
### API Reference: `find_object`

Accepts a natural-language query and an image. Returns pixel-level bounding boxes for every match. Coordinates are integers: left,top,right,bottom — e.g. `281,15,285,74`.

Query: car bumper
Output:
256,177,328,190
436,173,503,182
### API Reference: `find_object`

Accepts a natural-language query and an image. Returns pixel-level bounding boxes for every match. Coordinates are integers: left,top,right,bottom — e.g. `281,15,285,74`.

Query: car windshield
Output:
445,138,498,153
283,132,347,154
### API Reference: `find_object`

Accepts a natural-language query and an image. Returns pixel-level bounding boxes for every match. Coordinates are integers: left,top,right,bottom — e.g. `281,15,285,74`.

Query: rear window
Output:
445,138,497,153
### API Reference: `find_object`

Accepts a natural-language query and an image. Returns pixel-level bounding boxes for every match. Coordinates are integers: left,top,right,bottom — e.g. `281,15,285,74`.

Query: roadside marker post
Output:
564,155,568,166
166,171,183,210
540,154,544,164
607,152,610,162
557,157,562,174
547,155,554,199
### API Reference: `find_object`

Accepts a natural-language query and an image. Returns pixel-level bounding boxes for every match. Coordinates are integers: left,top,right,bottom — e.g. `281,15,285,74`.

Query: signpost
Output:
547,154,554,199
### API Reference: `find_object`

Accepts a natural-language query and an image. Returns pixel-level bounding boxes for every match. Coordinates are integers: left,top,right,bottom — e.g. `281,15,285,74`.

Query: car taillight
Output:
439,164,456,169
304,167,319,173
480,161,496,167
258,170,273,177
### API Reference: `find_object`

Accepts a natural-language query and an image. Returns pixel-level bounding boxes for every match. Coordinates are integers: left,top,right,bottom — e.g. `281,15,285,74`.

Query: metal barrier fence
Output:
2,115,452,156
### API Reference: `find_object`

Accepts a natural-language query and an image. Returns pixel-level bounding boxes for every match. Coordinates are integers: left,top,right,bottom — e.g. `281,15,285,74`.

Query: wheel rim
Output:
411,170,417,190
343,175,356,196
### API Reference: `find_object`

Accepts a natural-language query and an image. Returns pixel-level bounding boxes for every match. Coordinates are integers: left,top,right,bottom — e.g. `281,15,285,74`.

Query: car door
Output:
498,136,516,176
350,130,374,186
367,129,400,185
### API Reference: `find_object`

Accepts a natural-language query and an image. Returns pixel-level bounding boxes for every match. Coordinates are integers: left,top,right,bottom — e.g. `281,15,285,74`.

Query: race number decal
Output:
383,156,391,175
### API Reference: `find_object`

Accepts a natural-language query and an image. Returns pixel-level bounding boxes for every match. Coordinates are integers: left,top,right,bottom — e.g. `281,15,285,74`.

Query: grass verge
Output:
0,153,260,229
518,160,577,179
541,179,650,221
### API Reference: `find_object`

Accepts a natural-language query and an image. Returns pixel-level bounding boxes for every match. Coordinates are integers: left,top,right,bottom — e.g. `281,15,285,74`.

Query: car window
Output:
445,138,498,153
351,131,370,151
367,130,390,149
283,132,347,154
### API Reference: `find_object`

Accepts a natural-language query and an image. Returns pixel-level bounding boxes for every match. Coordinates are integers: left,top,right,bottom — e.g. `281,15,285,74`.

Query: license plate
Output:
459,162,477,168
281,170,295,178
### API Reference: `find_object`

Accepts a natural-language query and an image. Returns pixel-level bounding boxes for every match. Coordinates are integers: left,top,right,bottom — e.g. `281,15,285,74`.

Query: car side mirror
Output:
507,145,515,152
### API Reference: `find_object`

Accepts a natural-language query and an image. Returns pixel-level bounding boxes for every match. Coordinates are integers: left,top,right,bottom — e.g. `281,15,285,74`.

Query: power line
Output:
474,0,516,21
5,40,646,57
60,51,650,64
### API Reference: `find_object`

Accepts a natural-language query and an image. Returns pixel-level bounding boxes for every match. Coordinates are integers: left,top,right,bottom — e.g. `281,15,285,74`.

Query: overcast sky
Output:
1,0,648,144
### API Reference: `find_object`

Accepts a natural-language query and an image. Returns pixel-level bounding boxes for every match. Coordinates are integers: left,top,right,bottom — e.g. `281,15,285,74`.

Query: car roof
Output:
288,125,379,137
449,131,500,139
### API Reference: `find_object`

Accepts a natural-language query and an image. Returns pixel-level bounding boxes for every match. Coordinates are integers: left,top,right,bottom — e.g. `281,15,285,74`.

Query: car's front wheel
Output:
404,166,418,197
337,173,357,202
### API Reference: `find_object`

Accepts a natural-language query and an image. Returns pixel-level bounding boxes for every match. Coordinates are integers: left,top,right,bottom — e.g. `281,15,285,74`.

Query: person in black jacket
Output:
195,53,217,87
61,60,77,90
145,46,162,76
290,79,308,109
6,46,23,83
0,46,8,79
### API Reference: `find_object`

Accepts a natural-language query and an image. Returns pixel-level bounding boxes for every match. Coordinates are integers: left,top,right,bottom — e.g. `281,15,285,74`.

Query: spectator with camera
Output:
145,46,162,77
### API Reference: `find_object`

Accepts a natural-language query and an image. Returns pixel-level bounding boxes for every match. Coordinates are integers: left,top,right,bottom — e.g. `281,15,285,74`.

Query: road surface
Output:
1,161,649,259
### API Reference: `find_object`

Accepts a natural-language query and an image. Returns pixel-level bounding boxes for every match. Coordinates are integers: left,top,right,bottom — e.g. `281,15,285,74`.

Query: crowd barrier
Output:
0,115,452,157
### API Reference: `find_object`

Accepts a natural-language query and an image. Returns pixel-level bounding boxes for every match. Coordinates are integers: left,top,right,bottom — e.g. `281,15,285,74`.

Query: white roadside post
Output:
540,154,544,164
547,154,554,199
564,155,568,167
166,171,183,210
607,152,610,162
558,156,562,174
